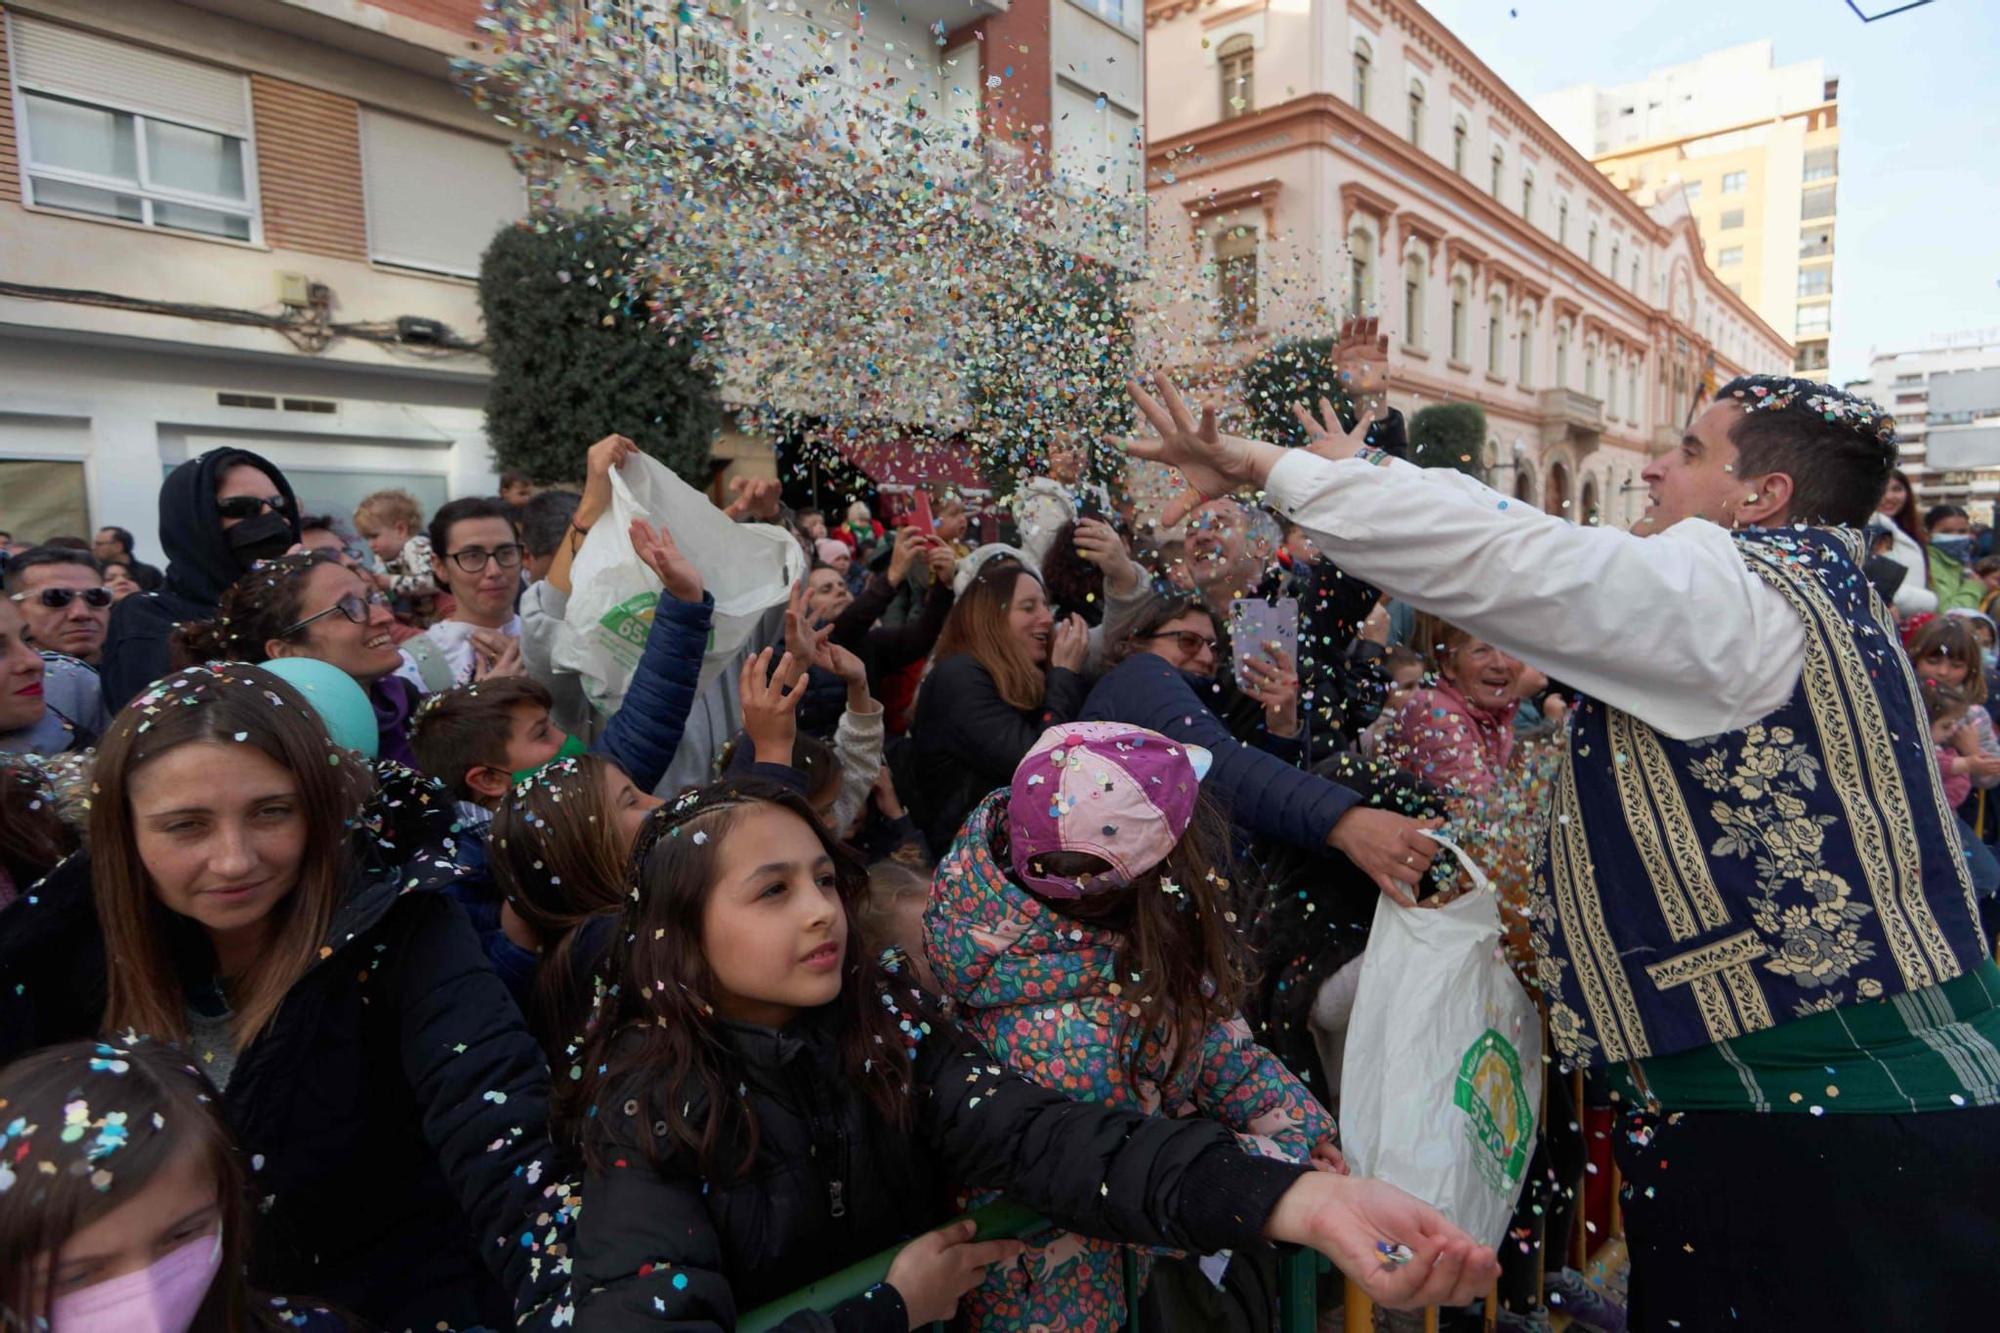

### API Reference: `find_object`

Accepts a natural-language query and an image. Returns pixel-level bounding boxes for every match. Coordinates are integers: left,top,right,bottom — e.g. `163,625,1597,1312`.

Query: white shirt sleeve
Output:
1261,449,1808,740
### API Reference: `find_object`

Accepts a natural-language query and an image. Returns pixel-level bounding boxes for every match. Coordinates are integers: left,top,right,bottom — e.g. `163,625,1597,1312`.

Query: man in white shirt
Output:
409,496,523,687
1126,345,1998,1329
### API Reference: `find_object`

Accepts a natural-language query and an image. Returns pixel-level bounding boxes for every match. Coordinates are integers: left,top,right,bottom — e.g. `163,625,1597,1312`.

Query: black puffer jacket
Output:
100,446,300,710
571,959,1306,1331
904,653,1085,853
0,766,570,1332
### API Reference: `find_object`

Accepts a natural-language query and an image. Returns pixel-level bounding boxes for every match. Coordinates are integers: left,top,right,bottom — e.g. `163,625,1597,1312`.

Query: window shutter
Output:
360,110,523,276
8,14,248,135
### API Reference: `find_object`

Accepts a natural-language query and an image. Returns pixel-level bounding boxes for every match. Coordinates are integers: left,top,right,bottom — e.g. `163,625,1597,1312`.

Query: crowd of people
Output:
0,320,1993,1333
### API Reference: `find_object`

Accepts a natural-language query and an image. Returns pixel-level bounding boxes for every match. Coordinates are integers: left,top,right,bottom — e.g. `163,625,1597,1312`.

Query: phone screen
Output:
1228,596,1300,691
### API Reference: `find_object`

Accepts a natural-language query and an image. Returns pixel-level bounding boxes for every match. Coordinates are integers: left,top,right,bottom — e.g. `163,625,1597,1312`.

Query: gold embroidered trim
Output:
1741,543,1960,985
1606,710,1699,941
1722,961,1775,1031
1550,757,1650,1061
1645,928,1770,988
1688,974,1742,1042
1613,710,1733,937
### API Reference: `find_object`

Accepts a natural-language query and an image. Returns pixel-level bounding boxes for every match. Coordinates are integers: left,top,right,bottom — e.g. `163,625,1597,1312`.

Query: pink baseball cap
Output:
1008,721,1212,900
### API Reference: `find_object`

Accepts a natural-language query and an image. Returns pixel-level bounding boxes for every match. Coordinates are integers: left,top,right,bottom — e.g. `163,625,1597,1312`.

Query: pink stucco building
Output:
1140,0,1792,526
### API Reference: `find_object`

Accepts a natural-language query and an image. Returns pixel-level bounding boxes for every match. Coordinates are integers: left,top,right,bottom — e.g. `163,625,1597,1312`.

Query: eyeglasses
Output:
11,587,114,611
1143,630,1218,656
216,494,293,521
279,591,389,638
445,543,524,573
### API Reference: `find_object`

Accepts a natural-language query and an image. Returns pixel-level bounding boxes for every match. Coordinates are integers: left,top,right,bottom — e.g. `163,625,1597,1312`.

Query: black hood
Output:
158,447,301,609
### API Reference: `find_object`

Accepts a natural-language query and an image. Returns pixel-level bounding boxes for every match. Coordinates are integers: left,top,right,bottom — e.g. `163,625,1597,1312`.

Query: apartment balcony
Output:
1538,387,1606,455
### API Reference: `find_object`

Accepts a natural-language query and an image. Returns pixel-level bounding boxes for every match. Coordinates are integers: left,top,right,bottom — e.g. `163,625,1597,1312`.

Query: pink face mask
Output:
50,1232,222,1333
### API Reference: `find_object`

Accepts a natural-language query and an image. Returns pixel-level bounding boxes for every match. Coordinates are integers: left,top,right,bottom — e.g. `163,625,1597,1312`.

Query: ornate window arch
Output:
1217,34,1254,120
1352,38,1372,113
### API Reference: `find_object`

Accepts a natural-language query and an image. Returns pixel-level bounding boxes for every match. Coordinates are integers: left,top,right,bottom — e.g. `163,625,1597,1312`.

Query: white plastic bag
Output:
552,454,805,715
1339,839,1543,1250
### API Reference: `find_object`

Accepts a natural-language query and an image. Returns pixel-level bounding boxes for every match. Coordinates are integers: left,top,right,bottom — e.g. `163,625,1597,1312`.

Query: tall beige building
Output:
1536,41,1839,377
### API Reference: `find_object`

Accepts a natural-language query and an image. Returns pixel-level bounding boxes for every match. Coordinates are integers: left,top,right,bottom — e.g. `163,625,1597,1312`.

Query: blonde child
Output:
352,489,439,601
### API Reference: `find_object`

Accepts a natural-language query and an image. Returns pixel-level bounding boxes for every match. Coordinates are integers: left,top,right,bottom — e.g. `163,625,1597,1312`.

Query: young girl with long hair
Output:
0,1038,348,1332
925,721,1341,1330
563,779,1495,1327
0,665,570,1330
490,751,663,1051
907,562,1091,850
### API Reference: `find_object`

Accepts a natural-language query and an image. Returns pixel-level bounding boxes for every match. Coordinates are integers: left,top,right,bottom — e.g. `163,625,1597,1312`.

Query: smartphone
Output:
1229,596,1299,691
906,491,935,537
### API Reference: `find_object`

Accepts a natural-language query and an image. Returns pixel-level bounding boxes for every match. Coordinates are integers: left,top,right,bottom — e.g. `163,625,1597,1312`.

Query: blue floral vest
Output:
1531,526,1988,1067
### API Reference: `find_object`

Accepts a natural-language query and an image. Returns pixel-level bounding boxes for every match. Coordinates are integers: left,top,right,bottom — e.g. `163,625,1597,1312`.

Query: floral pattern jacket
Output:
924,793,1337,1333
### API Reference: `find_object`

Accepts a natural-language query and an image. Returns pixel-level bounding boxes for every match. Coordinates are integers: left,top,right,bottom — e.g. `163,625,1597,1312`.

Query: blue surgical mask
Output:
1933,534,1973,561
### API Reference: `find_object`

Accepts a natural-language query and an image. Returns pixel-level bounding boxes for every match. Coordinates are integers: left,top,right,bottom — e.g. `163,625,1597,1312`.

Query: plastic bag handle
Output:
1425,831,1492,897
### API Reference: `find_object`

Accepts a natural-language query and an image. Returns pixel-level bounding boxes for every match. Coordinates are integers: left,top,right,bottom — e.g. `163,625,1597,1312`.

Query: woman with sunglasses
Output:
0,591,108,756
1081,593,1434,890
172,551,427,766
100,447,301,712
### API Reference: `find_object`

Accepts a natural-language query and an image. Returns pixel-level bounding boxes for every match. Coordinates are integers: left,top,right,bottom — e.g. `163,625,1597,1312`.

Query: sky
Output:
1419,0,2000,384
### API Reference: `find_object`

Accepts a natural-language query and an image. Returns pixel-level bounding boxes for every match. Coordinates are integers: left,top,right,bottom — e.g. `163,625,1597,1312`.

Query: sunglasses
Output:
1144,629,1218,655
279,591,389,638
444,543,525,573
216,494,293,521
11,587,113,611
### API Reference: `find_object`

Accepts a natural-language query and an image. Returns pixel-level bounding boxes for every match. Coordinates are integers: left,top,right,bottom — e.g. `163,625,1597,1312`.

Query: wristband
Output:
1353,446,1393,468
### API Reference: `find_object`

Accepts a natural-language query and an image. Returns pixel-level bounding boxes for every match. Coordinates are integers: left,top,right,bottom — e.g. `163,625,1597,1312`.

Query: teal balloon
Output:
257,657,379,758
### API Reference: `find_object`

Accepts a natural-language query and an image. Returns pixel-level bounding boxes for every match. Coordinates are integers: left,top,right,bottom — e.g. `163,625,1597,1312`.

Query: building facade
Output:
1536,41,1839,376
1141,0,1791,527
1846,331,2000,513
0,0,527,553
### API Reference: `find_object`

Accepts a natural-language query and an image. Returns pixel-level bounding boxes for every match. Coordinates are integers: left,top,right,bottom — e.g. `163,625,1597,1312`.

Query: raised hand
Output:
886,525,924,587
1289,394,1380,464
1241,644,1301,739
576,434,639,532
723,476,783,522
1125,373,1288,530
1330,314,1390,405
630,518,703,604
1049,614,1091,673
739,647,805,766
470,630,523,682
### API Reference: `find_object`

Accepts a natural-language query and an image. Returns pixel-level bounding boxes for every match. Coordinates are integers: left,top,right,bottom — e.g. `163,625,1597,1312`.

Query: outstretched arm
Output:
1124,375,1805,740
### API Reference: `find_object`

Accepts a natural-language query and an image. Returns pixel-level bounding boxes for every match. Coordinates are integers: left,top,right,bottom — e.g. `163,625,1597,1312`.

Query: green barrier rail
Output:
736,1200,1334,1333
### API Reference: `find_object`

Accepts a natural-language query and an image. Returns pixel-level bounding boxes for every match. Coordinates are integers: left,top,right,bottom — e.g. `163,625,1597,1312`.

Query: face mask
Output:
51,1232,222,1333
226,512,295,567
510,731,588,784
1933,534,1973,561
1982,650,1997,674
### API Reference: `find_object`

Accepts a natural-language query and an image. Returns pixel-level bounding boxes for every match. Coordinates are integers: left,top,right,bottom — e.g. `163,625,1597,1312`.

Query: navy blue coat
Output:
594,589,713,793
1081,654,1360,851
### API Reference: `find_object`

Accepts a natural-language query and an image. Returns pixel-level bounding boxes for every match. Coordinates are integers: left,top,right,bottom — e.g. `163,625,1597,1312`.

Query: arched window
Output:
1554,323,1570,387
1517,305,1534,387
1627,361,1640,421
1514,467,1536,507
1610,238,1621,278
1520,170,1534,222
1487,293,1504,373
1490,146,1504,197
1584,342,1598,397
1347,225,1374,319
1449,276,1468,362
1546,461,1570,518
1557,198,1568,246
1630,256,1641,290
1217,34,1254,120
1407,80,1425,146
1452,115,1468,174
1403,250,1426,348
1352,39,1371,113
1606,351,1620,417
1581,475,1600,526
1587,223,1599,267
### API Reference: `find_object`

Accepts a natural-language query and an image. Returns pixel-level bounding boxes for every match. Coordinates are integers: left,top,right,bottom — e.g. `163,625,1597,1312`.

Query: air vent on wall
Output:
215,392,339,415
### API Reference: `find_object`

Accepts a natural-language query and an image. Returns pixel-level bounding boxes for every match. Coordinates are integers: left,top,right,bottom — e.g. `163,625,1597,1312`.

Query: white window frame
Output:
7,35,262,246
1067,0,1140,36
358,109,525,279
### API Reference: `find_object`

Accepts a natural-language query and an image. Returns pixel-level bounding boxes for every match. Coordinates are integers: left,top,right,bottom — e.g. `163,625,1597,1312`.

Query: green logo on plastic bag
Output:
595,592,659,672
1453,1028,1532,1192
